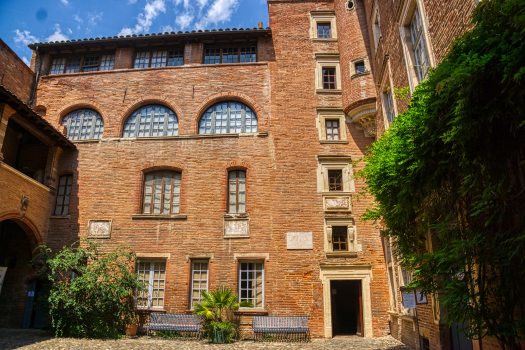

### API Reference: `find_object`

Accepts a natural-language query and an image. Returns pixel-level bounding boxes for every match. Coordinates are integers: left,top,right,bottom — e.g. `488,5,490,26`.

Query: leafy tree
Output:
31,240,146,338
359,0,525,348
193,287,253,343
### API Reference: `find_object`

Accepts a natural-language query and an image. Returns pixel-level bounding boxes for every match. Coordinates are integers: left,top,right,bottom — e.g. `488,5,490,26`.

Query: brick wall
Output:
0,39,35,103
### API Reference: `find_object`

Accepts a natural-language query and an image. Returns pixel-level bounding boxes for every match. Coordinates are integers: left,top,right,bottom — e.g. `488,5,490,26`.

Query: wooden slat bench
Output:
145,313,204,339
252,316,310,342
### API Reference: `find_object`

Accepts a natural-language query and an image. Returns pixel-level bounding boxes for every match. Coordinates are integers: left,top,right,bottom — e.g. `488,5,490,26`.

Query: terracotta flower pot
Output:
125,324,139,337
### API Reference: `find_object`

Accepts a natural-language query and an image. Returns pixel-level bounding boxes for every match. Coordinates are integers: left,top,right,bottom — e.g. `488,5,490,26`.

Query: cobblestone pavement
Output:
0,329,414,350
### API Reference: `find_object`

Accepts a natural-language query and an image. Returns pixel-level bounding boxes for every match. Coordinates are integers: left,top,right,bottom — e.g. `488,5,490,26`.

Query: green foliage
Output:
31,240,146,338
193,286,253,343
359,0,525,348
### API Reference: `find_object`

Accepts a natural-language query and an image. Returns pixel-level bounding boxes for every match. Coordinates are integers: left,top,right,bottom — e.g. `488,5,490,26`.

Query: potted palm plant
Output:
193,287,253,343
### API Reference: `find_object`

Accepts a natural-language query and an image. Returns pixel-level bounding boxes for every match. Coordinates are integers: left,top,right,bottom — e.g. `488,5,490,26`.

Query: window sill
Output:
388,311,399,316
316,89,342,94
224,234,251,239
321,191,352,196
312,38,338,42
399,314,417,322
235,308,268,315
131,214,187,220
326,251,358,258
351,71,371,79
136,308,167,313
319,140,349,144
50,215,71,219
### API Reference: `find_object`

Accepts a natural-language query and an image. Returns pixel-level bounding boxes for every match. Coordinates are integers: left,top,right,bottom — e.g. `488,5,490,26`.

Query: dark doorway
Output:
331,280,363,337
451,321,474,350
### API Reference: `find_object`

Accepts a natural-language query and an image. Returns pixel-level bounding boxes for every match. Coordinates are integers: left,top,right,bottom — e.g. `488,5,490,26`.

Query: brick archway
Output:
0,211,43,252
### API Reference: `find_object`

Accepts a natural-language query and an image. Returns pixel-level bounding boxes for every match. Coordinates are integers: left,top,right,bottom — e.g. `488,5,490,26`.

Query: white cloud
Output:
60,0,69,4
22,56,30,66
161,25,174,33
13,29,39,46
74,14,83,23
89,12,103,26
47,24,69,42
67,28,73,34
196,0,209,9
175,12,194,30
118,0,166,36
196,0,239,30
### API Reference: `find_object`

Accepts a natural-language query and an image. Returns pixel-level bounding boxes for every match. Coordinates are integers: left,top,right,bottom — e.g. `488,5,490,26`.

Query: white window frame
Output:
309,11,337,40
190,260,209,309
136,260,166,310
238,260,264,308
398,0,435,92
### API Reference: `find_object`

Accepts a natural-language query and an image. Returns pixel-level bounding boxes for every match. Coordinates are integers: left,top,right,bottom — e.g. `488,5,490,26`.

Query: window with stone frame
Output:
191,260,209,308
136,261,166,309
332,226,348,251
328,169,343,191
383,85,396,124
384,237,399,310
228,170,246,213
134,50,184,68
317,23,331,38
62,109,104,140
409,5,430,82
54,174,73,215
123,105,179,138
204,47,256,64
198,101,257,134
372,3,382,51
49,55,115,74
239,261,264,308
322,68,337,89
325,119,340,140
142,171,181,215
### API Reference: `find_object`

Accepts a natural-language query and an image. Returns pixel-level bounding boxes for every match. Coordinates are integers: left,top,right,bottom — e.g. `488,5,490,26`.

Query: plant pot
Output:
212,328,224,344
125,324,138,337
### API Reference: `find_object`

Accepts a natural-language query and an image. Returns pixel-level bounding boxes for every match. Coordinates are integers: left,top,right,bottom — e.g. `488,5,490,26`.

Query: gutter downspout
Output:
28,46,42,107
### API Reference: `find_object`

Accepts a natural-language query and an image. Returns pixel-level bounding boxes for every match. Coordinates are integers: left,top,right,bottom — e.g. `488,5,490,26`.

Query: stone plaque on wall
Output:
87,220,112,239
224,219,250,237
287,232,313,250
325,197,350,210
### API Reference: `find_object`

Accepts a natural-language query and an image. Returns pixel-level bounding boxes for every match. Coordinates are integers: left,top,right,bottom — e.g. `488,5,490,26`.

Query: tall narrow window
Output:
123,105,178,138
198,102,257,134
372,4,382,50
62,109,104,140
55,175,73,215
239,261,264,308
325,120,340,140
191,260,209,308
332,226,348,251
143,171,181,214
384,237,398,310
383,87,396,124
410,5,429,82
136,261,166,309
317,23,331,38
328,170,343,191
322,68,336,89
228,170,246,213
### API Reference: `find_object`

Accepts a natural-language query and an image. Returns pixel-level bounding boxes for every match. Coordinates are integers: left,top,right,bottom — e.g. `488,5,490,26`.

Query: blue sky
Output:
0,0,269,66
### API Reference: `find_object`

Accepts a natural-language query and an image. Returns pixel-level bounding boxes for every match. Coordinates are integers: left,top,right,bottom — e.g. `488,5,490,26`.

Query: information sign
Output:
401,287,416,309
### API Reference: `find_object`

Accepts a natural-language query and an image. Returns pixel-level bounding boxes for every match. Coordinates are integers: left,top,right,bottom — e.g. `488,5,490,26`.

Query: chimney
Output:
258,22,263,29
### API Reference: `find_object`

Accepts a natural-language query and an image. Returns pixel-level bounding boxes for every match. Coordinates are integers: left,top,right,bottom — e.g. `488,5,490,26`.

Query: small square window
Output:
355,61,366,74
205,49,221,64
100,55,115,70
82,56,99,72
322,68,336,89
317,23,331,38
328,169,343,191
168,50,184,66
332,226,348,251
325,119,340,140
65,58,81,73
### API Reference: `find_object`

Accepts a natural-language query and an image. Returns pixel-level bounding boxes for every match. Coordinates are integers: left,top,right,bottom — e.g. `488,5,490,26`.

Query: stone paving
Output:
0,329,414,350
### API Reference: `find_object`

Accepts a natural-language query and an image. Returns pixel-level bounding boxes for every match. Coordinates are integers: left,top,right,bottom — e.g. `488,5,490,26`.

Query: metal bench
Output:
145,313,204,339
252,316,310,342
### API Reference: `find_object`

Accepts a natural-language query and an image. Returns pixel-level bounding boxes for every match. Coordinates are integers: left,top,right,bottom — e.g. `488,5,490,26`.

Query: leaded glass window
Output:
123,105,178,138
143,171,181,214
62,109,104,140
239,261,264,308
229,170,246,213
136,261,166,309
198,102,257,134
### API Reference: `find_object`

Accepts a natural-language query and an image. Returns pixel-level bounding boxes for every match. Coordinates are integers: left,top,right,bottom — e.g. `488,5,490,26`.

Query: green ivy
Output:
359,0,525,348
32,240,146,338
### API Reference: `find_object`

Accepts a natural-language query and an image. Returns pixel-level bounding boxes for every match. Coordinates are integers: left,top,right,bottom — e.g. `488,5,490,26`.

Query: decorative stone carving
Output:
20,195,29,219
326,197,350,210
354,115,377,137
286,232,313,250
347,103,377,138
224,218,250,237
87,220,112,239
348,227,355,243
326,225,332,243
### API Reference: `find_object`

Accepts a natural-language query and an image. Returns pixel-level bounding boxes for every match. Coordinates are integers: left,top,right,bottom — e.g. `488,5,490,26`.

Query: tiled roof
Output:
28,27,271,47
0,85,76,149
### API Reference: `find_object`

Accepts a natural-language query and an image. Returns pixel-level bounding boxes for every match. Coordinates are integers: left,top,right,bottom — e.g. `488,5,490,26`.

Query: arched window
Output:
198,101,257,134
123,105,178,138
62,109,104,140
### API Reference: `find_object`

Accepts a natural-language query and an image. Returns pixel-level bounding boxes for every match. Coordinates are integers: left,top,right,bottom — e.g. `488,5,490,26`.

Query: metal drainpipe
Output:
28,46,42,107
